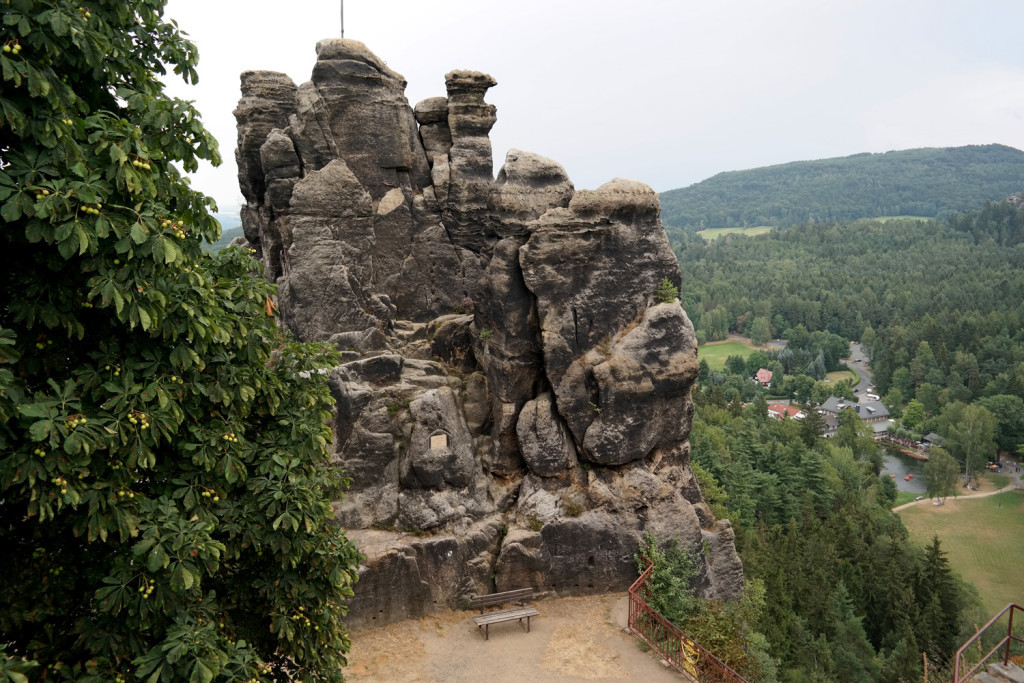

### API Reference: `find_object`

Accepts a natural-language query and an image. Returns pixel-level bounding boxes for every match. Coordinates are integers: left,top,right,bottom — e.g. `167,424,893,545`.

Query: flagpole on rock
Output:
340,0,345,38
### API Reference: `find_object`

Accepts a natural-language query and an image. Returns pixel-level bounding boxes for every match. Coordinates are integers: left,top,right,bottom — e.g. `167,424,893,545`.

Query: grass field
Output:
825,369,859,384
697,226,772,240
899,490,1024,615
894,490,918,507
987,473,1011,489
698,340,762,370
870,215,935,223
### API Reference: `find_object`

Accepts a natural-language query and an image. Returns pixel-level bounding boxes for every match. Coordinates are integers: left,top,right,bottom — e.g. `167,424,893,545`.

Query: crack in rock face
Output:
236,38,743,629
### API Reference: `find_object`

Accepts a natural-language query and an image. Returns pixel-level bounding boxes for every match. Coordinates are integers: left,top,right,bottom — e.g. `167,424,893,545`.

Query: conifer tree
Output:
914,536,962,667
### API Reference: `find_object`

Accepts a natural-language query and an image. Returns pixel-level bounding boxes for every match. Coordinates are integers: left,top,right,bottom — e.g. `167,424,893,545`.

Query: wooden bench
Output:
470,588,539,640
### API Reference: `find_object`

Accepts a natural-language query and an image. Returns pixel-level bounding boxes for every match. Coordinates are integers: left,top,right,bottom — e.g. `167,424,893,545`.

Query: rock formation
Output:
235,39,743,630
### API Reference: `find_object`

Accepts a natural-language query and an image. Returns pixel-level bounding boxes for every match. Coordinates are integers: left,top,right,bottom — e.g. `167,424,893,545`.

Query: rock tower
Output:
234,39,743,629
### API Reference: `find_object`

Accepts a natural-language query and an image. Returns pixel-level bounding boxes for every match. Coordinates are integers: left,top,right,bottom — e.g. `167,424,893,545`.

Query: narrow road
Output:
847,342,873,396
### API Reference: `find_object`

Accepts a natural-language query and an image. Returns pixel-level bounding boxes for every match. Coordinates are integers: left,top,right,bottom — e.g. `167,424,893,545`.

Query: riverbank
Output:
892,465,1023,512
880,439,929,461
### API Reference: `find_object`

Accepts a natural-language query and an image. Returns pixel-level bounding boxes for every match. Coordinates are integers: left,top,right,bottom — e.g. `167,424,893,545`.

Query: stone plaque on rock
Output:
430,433,449,450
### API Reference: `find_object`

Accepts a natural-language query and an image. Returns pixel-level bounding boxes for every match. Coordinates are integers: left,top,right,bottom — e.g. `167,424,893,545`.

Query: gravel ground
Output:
344,593,683,682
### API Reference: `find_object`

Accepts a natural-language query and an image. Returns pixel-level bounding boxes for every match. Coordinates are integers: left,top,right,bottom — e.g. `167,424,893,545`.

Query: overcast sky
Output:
163,0,1024,212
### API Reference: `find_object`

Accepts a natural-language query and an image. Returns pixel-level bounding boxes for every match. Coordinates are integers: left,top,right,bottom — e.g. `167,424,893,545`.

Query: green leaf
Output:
17,403,52,418
131,222,148,244
26,65,50,98
109,144,128,164
75,224,89,254
162,236,180,264
134,538,155,555
173,563,194,591
189,658,214,683
1,198,22,222
29,419,53,441
147,545,169,572
95,215,110,238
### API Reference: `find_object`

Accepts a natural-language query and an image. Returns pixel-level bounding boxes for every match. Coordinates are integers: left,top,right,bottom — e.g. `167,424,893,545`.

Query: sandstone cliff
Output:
235,39,743,629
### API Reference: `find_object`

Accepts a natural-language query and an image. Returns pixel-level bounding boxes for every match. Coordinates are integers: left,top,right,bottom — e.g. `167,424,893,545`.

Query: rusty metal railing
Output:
627,556,748,682
953,603,1023,682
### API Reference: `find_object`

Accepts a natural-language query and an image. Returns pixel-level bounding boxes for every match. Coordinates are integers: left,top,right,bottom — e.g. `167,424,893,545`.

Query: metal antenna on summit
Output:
340,0,345,38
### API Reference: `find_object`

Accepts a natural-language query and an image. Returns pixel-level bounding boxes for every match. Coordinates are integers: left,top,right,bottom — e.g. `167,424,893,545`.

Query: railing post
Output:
953,603,1022,683
1005,605,1015,667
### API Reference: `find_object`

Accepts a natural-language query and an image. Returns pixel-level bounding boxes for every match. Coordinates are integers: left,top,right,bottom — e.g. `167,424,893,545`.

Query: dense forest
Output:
675,194,1024,463
660,144,1024,231
683,394,984,681
660,195,1024,677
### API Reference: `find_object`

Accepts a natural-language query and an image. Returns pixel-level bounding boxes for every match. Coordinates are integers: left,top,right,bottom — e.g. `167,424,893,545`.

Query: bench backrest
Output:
470,587,533,609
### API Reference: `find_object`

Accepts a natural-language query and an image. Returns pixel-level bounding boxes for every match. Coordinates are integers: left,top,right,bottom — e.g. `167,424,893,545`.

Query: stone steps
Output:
970,661,1024,683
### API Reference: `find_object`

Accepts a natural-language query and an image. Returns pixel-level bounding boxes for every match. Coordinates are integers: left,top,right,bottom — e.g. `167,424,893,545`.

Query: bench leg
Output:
485,623,489,641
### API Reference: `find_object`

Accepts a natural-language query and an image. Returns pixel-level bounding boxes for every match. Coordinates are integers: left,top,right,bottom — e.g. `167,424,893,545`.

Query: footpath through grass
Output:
899,490,1024,615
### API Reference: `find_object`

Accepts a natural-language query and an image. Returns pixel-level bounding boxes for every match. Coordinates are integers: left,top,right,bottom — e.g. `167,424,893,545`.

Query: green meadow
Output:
899,490,1024,616
697,226,773,240
825,369,859,384
697,340,761,371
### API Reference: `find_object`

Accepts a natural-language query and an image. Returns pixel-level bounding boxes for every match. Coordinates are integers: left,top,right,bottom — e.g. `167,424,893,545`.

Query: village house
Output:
821,411,839,438
768,402,805,420
820,396,892,436
754,368,773,387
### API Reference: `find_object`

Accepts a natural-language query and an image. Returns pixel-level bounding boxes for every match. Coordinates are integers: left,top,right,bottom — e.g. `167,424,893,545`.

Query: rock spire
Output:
235,38,742,628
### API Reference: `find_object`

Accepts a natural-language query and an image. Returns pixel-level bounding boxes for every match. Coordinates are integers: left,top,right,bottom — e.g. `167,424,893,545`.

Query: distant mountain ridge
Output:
660,144,1024,231
203,212,243,251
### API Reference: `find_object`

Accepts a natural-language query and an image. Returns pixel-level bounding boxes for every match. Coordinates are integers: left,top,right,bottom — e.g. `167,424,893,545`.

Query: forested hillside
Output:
676,206,1024,346
660,144,1024,230
687,395,983,681
676,198,1024,679
204,212,243,251
676,194,1024,455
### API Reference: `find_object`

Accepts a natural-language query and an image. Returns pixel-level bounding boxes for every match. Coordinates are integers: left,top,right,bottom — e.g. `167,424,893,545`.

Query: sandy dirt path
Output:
344,593,683,682
893,460,1023,512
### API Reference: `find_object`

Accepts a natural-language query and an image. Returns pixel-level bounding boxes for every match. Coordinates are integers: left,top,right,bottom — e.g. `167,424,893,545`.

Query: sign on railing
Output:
627,556,748,682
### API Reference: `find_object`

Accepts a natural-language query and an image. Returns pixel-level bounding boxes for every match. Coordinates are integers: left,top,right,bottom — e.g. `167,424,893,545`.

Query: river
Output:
880,451,927,492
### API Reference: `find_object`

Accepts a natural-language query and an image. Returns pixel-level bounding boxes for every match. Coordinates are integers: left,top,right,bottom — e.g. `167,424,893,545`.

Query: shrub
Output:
561,496,585,517
655,277,680,304
635,534,773,680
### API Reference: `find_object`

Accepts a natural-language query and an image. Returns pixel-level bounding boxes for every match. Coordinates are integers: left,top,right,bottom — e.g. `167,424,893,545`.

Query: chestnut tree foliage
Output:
0,2,359,681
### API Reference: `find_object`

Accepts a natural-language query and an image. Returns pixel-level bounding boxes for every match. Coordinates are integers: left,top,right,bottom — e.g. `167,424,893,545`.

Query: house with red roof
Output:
768,402,805,420
754,368,773,387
